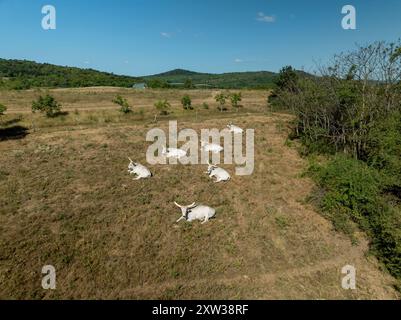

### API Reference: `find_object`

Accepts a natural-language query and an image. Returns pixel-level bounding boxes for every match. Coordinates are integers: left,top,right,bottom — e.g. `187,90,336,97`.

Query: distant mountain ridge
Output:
0,58,283,90
143,68,278,89
148,68,211,77
0,58,141,90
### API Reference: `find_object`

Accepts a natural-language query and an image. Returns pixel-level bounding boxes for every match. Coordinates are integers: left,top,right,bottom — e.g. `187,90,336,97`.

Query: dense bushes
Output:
272,42,401,159
365,111,401,190
315,156,381,223
0,103,6,115
310,156,401,279
272,41,401,284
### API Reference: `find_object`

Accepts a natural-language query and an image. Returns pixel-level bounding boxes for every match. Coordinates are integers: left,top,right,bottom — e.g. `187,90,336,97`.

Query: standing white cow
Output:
174,202,216,224
128,158,152,180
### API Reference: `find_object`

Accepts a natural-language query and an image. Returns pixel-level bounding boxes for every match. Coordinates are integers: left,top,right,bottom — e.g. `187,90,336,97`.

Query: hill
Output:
0,59,304,90
143,68,278,89
0,59,142,90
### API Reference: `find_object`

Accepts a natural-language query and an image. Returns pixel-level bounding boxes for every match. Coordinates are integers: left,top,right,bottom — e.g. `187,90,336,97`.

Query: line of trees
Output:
271,40,401,283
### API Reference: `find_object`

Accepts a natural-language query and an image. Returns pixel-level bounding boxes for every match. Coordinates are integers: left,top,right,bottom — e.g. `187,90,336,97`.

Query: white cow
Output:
174,202,216,224
128,158,152,180
162,147,187,159
206,163,231,183
227,122,243,134
201,141,223,154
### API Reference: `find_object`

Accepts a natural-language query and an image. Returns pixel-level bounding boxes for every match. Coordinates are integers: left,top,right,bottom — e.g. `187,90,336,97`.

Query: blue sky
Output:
0,0,400,76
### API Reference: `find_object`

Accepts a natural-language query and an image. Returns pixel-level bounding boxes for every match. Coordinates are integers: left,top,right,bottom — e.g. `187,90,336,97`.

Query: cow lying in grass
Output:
174,202,216,224
128,158,152,180
206,163,231,183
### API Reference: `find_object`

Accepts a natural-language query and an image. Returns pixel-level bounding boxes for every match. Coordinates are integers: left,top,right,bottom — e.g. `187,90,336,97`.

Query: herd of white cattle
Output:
127,123,243,224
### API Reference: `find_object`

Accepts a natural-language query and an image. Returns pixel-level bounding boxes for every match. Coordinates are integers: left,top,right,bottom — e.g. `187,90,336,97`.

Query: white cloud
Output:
256,12,276,23
161,32,172,38
234,58,243,63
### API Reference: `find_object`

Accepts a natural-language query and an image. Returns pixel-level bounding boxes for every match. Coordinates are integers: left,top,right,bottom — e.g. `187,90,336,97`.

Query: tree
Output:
184,79,195,89
0,103,6,116
269,66,300,112
154,99,171,115
274,66,299,91
181,95,193,110
32,94,61,117
112,95,132,114
147,79,171,89
229,92,242,112
215,93,227,112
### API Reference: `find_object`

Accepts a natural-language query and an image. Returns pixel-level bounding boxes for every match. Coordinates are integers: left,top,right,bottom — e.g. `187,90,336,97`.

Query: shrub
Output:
202,102,209,110
369,205,401,279
214,93,227,112
273,66,299,91
314,155,381,225
365,111,401,190
229,92,242,112
112,95,132,114
310,155,401,281
181,95,193,110
154,99,171,115
184,79,194,89
31,94,61,117
0,103,6,115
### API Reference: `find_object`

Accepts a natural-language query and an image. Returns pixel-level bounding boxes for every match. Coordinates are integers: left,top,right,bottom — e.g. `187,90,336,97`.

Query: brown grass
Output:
0,88,399,299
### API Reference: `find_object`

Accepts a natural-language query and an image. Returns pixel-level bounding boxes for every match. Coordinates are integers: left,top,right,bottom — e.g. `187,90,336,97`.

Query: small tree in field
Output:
184,79,195,89
181,95,193,110
155,99,171,115
112,95,132,114
230,92,242,112
0,103,6,116
32,94,61,117
215,93,227,112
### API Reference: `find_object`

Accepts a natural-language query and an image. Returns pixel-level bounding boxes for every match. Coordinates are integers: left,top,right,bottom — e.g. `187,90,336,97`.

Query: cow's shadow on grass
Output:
51,111,69,117
0,125,29,141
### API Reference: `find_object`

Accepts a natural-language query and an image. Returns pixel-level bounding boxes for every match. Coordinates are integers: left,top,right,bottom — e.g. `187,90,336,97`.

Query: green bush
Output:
229,92,242,112
365,112,401,190
313,156,381,225
369,205,401,279
112,95,132,114
0,103,6,115
154,99,171,115
31,94,61,117
214,93,228,112
181,95,193,110
310,155,401,281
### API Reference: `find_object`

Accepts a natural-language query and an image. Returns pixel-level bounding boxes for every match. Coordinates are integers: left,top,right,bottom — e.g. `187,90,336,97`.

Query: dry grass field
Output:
0,88,399,299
